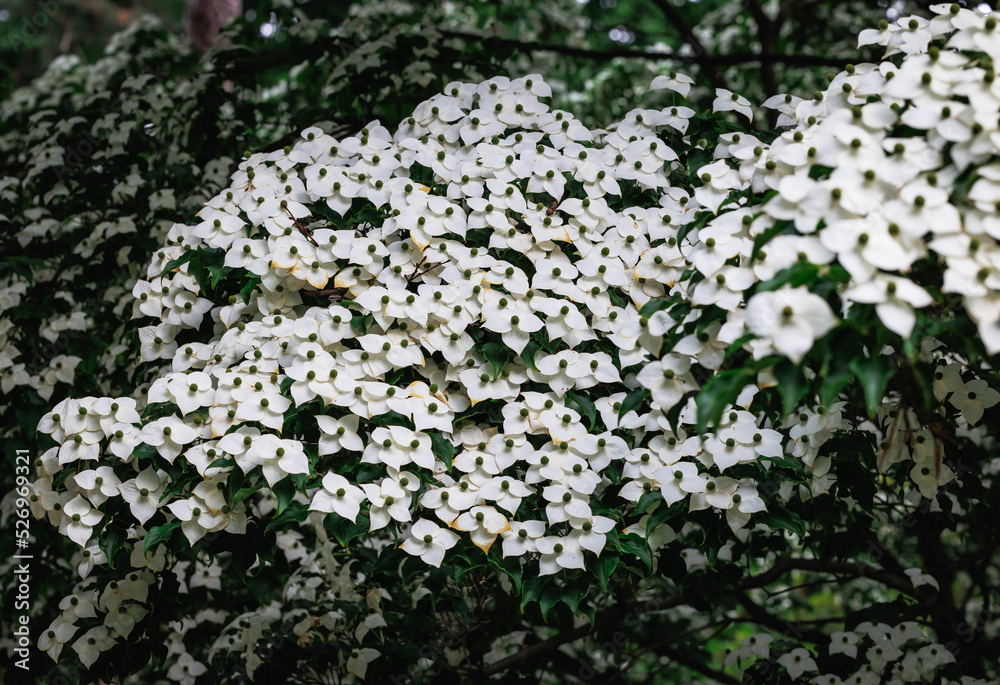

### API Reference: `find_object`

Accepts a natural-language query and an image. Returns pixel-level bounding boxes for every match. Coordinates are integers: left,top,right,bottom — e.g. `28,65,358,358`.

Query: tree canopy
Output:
1,2,999,685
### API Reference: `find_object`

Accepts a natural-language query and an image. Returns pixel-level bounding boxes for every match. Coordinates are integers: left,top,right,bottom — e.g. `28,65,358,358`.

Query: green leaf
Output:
695,366,757,433
756,261,820,293
808,164,834,179
489,552,523,594
144,521,180,554
521,340,542,370
850,352,896,418
724,333,755,358
207,456,236,470
272,477,296,517
539,582,562,622
565,392,597,430
618,388,649,419
521,576,545,614
482,342,514,380
773,359,811,417
587,552,619,592
158,249,200,275
618,533,653,572
208,263,232,289
239,274,262,304
429,430,456,469
756,507,806,537
638,298,670,318
324,513,370,547
646,501,681,530
634,490,661,515
750,220,790,260
266,502,309,532
818,350,854,409
232,480,265,508
561,582,587,618
100,528,127,569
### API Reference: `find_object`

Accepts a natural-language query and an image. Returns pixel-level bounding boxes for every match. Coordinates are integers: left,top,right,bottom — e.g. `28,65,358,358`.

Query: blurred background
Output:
6,0,995,103
1,0,183,91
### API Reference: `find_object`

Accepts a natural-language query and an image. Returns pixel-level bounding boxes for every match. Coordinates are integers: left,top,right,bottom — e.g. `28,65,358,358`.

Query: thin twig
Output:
300,289,346,298
284,205,319,247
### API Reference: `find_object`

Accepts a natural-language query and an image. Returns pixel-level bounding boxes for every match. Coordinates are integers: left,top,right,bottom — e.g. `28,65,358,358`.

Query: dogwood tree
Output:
3,1,1000,684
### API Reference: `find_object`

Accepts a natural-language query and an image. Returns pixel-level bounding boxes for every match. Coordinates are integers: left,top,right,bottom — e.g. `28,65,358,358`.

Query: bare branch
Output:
438,30,854,70
646,0,731,91
745,0,780,102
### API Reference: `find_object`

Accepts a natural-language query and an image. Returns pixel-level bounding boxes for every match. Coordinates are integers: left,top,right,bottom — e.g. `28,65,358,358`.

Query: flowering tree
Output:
4,2,1000,684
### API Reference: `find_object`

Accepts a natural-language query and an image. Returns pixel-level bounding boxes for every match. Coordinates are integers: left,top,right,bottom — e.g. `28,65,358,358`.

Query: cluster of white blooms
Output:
722,621,991,685
682,2,1000,501
0,16,239,446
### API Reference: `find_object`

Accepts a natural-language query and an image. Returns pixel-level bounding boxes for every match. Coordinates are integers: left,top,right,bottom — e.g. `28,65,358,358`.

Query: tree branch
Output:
745,0,780,104
656,645,740,684
736,591,829,645
646,0,730,91
438,30,854,70
461,557,917,683
300,289,346,298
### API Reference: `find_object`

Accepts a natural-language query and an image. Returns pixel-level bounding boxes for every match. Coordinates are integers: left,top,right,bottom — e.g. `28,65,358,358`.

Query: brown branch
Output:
736,591,828,645
659,645,740,684
745,0,780,105
300,289,345,298
438,29,854,70
646,0,730,91
284,205,318,247
591,618,735,685
774,558,917,597
406,256,428,284
462,557,918,684
778,0,799,27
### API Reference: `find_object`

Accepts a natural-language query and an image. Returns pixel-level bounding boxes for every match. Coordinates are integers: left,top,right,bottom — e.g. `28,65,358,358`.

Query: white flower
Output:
501,520,546,557
309,473,366,523
649,71,694,98
536,534,585,574
166,652,208,684
655,462,706,505
38,618,77,663
346,648,381,680
777,647,818,679
636,353,699,412
746,287,838,363
400,519,460,567
843,276,934,338
119,467,168,525
947,378,999,425
62,495,103,547
72,626,117,668
138,416,200,462
361,476,414,531
903,567,940,590
713,89,754,120
259,438,310,487
453,505,510,552
166,495,227,545
829,631,859,659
